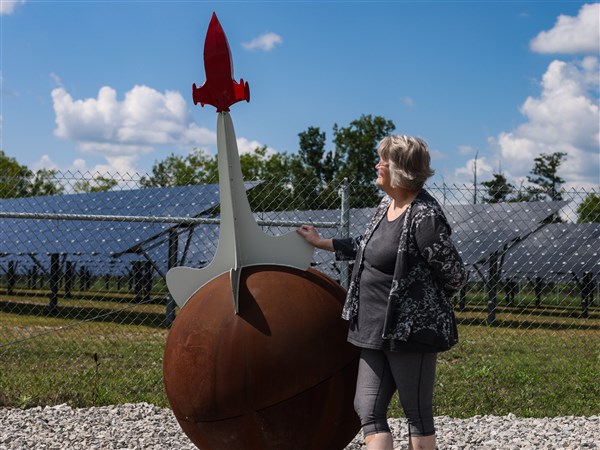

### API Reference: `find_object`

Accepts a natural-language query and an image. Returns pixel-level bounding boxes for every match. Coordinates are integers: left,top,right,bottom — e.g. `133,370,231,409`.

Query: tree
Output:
73,175,118,193
140,146,298,211
0,150,31,198
481,173,515,203
0,151,63,198
297,127,326,181
140,148,219,187
333,114,395,207
527,152,567,201
238,146,298,211
139,113,397,210
293,127,342,210
28,169,64,196
577,193,600,223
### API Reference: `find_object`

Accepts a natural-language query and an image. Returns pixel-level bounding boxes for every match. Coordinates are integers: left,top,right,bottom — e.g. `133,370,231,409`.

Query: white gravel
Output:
0,403,598,450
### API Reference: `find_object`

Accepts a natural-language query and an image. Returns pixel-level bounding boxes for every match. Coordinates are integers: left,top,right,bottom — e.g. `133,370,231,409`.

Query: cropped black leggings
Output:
353,348,437,437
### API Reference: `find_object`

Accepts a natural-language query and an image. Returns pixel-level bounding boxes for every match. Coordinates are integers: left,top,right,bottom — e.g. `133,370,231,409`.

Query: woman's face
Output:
375,157,392,190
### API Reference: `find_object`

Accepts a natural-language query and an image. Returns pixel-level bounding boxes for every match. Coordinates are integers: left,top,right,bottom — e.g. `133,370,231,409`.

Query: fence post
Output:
487,254,498,325
459,283,467,312
166,230,178,327
338,179,351,290
581,272,593,319
143,261,153,303
133,261,143,302
64,261,74,298
48,253,60,314
7,261,16,296
534,277,543,308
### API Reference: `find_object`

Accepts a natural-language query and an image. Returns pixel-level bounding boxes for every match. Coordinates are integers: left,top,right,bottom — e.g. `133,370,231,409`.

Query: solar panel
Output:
0,183,260,257
502,222,600,278
0,183,262,278
250,202,570,281
446,201,568,265
248,208,373,281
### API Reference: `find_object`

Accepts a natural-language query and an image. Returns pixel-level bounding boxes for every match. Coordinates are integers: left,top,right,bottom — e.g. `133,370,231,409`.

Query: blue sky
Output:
1,1,599,190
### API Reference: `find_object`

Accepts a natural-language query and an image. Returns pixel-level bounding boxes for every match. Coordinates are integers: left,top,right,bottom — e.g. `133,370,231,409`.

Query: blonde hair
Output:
378,135,434,191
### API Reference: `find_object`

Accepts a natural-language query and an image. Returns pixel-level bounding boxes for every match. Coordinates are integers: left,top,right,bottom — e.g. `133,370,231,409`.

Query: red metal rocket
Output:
192,12,250,112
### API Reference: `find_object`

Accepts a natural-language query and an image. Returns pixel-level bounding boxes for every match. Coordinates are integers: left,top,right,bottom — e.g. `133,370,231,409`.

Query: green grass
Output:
1,292,598,417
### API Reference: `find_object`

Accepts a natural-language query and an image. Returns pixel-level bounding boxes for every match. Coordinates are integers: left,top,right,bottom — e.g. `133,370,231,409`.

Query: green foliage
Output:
140,148,218,187
0,150,31,198
526,152,567,201
481,173,515,203
333,114,395,207
73,176,118,193
28,169,64,196
240,146,298,211
0,151,63,198
139,114,396,210
577,193,600,223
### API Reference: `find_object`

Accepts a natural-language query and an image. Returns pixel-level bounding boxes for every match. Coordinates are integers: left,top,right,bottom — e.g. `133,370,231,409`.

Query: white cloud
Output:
71,158,87,171
51,84,217,171
31,154,59,172
50,83,280,174
236,137,276,156
94,156,139,175
242,32,283,51
52,85,199,146
183,123,216,146
493,57,599,186
32,153,137,179
454,156,494,181
530,3,600,54
0,0,26,15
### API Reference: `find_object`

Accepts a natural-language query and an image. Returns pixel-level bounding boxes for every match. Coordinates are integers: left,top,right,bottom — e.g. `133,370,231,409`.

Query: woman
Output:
297,135,466,450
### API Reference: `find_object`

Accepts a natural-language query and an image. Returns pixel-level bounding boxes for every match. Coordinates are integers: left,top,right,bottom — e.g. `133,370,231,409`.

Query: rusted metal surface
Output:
163,266,360,449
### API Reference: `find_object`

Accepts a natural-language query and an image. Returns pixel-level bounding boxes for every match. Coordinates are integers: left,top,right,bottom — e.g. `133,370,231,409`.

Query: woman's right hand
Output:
296,225,335,252
296,225,322,247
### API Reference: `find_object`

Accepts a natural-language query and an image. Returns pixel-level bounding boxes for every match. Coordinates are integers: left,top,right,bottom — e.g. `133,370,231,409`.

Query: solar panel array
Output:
1,184,261,277
254,201,584,283
446,201,569,266
2,188,595,282
503,222,600,279
0,184,223,255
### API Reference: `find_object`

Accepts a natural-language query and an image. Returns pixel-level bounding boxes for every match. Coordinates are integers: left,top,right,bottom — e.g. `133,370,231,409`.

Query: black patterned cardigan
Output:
334,189,467,350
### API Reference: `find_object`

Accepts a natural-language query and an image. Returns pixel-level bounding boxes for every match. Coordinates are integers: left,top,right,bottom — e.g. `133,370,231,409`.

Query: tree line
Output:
1,113,598,222
0,150,117,197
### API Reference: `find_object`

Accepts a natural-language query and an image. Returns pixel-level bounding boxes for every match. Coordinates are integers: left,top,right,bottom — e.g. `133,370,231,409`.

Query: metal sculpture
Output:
163,13,360,450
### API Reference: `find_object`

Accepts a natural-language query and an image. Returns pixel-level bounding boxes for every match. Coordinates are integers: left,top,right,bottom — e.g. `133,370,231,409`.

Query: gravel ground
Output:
0,403,598,450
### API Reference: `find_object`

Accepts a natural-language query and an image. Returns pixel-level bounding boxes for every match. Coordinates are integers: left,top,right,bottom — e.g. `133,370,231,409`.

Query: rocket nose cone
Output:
208,12,224,34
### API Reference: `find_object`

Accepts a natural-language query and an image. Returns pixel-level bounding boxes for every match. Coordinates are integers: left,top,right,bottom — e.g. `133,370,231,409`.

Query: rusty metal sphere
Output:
163,265,360,450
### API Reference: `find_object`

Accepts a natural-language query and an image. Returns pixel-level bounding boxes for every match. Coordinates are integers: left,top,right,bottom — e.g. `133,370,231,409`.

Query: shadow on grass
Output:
0,288,167,305
456,315,600,331
457,304,599,320
0,300,168,328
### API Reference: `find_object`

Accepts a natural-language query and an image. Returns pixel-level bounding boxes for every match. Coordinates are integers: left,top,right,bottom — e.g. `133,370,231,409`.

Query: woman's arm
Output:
297,225,360,260
296,225,334,251
413,210,467,296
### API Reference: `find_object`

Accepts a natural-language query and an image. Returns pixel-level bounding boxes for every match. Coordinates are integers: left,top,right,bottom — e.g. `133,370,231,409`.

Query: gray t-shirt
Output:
345,211,439,352
347,212,403,350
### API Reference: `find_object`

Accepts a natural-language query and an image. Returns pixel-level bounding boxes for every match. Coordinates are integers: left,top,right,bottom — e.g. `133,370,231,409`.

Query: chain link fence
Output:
1,172,598,416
